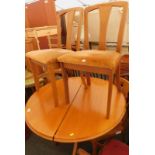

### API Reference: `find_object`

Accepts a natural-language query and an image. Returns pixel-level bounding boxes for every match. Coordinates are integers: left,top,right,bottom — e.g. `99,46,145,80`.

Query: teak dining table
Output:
25,77,126,153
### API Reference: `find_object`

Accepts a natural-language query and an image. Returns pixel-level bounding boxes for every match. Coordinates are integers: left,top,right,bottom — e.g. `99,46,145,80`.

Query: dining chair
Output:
58,1,128,117
25,37,43,92
26,7,83,107
83,0,128,79
58,50,121,119
120,54,129,80
25,37,39,71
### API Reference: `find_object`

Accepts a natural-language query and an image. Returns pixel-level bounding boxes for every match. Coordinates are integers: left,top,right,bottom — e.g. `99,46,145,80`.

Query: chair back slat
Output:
56,15,62,48
99,6,111,50
57,7,83,50
66,11,75,49
116,4,128,52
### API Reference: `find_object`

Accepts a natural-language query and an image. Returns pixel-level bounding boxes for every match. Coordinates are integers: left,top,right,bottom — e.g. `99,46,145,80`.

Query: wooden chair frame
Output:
57,7,83,50
60,62,116,119
26,7,84,107
74,1,128,100
84,1,128,52
59,3,128,154
59,60,120,155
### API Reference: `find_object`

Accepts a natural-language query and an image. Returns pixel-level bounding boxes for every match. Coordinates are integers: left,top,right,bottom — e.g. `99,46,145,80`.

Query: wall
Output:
82,7,129,46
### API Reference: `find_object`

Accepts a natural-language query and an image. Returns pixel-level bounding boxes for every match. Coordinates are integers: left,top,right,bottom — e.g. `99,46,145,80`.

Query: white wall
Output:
87,7,129,45
78,6,129,46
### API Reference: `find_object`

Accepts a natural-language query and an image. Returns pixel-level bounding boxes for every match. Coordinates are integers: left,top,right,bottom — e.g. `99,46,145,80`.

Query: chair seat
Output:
26,48,72,64
99,140,129,155
58,50,121,71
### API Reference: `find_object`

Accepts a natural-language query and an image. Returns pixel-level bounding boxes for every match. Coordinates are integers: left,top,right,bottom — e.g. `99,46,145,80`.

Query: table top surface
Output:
25,77,82,140
25,77,126,142
26,25,57,38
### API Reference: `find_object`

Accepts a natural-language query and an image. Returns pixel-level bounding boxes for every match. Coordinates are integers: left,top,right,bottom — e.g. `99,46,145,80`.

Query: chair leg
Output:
106,72,113,119
28,58,41,91
47,63,59,107
72,142,78,155
80,72,88,89
60,63,70,104
86,72,91,86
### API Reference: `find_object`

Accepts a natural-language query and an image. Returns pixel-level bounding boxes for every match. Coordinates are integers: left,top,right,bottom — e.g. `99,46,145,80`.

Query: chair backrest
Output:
57,7,83,51
84,1,128,52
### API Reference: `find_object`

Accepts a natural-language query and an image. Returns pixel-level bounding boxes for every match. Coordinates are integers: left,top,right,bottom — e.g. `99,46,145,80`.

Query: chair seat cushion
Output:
57,50,121,71
26,48,72,64
99,140,129,155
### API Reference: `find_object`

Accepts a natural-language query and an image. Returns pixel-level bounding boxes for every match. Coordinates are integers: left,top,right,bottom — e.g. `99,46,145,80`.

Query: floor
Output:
26,132,92,155
25,128,128,155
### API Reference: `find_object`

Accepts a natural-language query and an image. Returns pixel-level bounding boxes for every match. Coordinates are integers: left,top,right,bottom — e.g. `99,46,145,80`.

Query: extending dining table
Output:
25,77,126,154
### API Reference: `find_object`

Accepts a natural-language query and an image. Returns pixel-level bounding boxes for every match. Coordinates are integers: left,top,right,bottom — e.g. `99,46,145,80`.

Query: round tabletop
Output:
25,77,126,142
